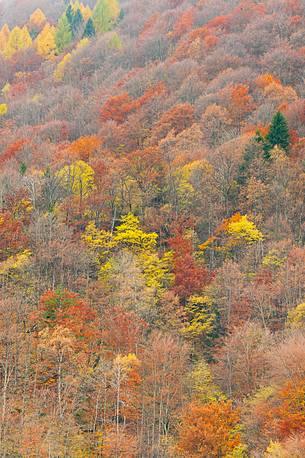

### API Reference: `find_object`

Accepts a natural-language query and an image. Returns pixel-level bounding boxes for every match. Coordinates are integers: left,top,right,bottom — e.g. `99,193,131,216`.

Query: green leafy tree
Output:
93,0,120,33
55,13,72,53
108,31,122,49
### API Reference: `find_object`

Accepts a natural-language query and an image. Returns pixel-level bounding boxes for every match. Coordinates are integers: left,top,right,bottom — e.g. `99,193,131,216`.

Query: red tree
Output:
169,231,211,301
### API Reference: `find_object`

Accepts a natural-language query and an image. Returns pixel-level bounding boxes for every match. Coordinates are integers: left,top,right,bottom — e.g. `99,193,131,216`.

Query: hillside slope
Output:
0,0,304,456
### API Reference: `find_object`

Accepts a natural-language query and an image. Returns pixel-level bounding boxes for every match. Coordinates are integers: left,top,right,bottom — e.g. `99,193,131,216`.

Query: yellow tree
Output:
200,213,263,254
4,26,32,58
83,213,158,258
187,360,224,403
108,0,121,19
35,23,56,59
57,159,95,197
83,214,173,300
57,160,95,214
54,52,72,81
226,214,264,244
0,249,31,277
181,295,219,345
287,302,305,329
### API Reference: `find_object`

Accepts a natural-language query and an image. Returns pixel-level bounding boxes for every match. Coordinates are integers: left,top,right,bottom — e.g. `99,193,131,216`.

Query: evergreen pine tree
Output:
118,8,124,21
71,8,84,37
65,4,84,38
66,4,74,26
254,129,272,161
83,18,96,38
19,162,27,176
237,141,257,185
265,111,290,154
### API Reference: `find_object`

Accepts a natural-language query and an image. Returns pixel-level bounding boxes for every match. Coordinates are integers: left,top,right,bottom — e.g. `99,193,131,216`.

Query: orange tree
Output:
175,400,244,457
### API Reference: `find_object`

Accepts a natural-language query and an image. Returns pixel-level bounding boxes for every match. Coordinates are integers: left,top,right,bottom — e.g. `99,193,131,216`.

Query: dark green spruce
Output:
264,111,291,158
83,18,96,38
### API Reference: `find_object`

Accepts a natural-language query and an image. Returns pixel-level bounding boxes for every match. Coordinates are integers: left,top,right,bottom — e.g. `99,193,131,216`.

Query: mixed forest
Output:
0,0,304,456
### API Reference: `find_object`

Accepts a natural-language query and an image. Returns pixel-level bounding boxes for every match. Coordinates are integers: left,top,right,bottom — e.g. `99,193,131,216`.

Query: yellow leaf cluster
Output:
83,221,116,259
93,0,120,33
83,213,157,256
4,26,32,58
264,441,285,458
108,0,121,20
38,325,76,353
187,360,225,403
31,93,43,104
262,249,286,268
287,302,305,329
54,52,72,81
2,82,11,97
108,32,122,50
35,23,56,59
83,214,173,292
77,38,90,50
200,213,264,253
0,104,8,116
176,159,213,209
114,213,158,251
113,353,140,371
140,251,174,291
226,214,264,243
13,198,34,217
57,160,95,197
225,444,249,458
182,295,216,338
0,249,32,276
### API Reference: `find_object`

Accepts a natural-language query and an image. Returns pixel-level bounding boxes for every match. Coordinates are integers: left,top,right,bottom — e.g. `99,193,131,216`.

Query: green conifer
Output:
66,4,74,25
71,8,84,37
83,18,96,38
266,111,290,154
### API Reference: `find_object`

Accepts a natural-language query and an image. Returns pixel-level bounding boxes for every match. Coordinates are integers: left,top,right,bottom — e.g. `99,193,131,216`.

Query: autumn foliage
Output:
176,401,243,457
0,0,304,455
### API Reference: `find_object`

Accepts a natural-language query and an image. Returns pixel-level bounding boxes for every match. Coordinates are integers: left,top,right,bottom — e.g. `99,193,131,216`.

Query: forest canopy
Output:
0,0,304,456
